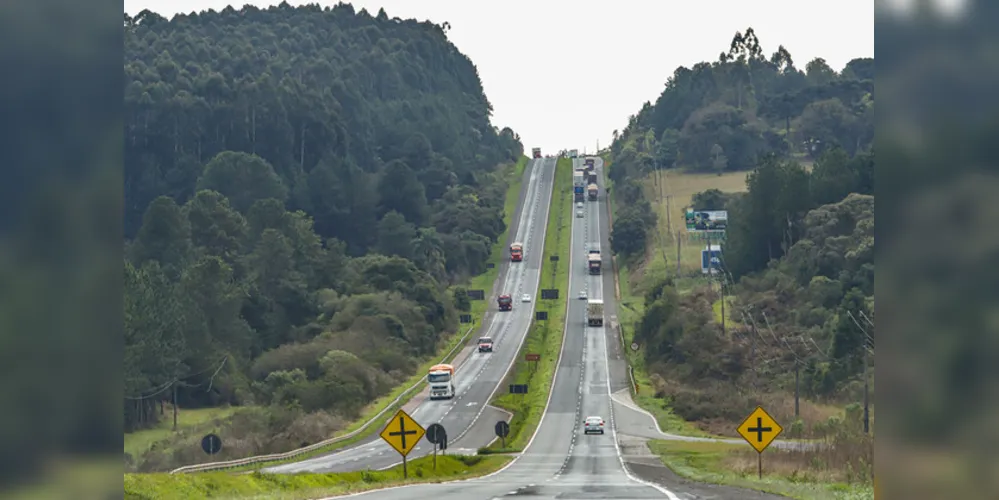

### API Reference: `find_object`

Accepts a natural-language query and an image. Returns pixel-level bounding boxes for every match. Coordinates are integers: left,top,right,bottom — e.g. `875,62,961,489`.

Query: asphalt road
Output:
264,157,557,474
320,158,670,499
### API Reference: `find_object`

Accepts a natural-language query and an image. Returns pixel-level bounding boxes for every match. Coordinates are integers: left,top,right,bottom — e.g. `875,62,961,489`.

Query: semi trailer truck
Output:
498,294,513,311
587,300,604,326
587,252,601,274
510,242,523,262
587,183,598,201
427,363,456,399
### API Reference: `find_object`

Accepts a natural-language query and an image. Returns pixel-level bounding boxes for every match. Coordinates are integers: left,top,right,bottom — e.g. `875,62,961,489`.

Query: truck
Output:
510,242,524,262
587,171,597,184
427,363,456,400
532,147,541,158
588,252,601,274
573,171,585,187
584,157,594,169
574,188,585,202
498,294,513,311
569,149,578,158
587,183,598,201
587,299,604,326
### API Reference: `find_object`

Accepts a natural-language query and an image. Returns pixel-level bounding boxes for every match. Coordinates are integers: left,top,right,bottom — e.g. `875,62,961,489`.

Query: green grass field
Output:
484,157,572,452
647,440,873,500
125,454,512,499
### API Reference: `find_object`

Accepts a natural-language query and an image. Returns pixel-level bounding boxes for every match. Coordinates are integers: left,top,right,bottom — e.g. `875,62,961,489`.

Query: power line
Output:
123,356,229,400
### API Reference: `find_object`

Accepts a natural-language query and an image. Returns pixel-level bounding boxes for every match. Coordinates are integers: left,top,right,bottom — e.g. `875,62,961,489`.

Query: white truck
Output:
427,363,455,400
587,299,604,326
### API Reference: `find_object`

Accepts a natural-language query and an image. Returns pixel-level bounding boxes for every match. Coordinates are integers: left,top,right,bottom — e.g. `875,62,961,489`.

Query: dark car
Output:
478,337,494,352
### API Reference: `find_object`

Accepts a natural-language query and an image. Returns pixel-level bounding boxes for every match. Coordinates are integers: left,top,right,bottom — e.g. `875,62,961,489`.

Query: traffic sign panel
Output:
426,423,446,445
737,406,783,453
200,434,222,455
379,409,425,457
494,420,510,438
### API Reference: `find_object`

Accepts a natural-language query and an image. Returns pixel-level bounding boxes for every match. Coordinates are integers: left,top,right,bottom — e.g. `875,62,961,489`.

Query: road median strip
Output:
480,157,572,454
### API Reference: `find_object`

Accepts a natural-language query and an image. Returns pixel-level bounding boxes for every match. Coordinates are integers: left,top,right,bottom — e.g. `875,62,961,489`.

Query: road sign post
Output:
525,353,540,372
379,409,426,479
425,423,446,470
736,406,783,479
494,420,510,449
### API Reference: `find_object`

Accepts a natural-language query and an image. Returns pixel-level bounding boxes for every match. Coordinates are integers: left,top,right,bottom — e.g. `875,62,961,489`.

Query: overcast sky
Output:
125,0,874,155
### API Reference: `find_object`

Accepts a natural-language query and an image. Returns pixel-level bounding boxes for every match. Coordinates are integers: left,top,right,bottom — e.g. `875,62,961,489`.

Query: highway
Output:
319,156,790,499
321,157,677,498
264,157,557,474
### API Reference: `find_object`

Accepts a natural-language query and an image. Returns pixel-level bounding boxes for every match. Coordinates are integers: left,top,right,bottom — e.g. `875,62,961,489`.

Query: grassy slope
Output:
125,454,512,500
647,440,873,500
484,157,571,452
131,157,529,472
125,406,238,459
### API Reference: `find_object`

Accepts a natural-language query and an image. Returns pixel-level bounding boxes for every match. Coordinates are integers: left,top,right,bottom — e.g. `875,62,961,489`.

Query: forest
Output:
123,3,523,469
608,28,874,428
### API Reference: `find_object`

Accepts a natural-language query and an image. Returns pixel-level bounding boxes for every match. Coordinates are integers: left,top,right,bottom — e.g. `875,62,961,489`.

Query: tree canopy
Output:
606,29,875,427
123,3,524,469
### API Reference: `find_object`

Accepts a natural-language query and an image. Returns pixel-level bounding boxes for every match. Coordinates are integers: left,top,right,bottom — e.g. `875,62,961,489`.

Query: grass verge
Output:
162,157,529,473
481,157,570,453
647,440,873,500
125,454,512,499
126,406,238,460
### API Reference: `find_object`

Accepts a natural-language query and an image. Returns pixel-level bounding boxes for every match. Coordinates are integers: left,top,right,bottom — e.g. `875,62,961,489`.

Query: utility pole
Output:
172,381,178,431
676,231,682,274
794,359,800,418
863,340,870,434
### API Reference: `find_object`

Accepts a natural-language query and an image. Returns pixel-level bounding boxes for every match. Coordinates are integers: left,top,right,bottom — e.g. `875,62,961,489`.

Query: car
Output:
583,416,605,434
578,290,587,300
576,202,584,208
477,337,493,352
576,210,584,218
521,293,531,303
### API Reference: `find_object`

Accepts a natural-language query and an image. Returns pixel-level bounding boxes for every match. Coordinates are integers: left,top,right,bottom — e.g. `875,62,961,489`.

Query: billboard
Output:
701,245,723,275
685,209,728,232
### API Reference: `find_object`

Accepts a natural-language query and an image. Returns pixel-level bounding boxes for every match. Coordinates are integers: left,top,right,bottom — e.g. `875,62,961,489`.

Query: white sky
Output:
125,0,874,155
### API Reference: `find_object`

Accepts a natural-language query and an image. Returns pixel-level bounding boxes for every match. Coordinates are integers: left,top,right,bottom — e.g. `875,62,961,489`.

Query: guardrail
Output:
170,324,475,474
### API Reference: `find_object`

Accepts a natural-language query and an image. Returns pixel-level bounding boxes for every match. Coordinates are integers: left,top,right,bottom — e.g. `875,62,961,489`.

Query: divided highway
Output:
326,157,677,499
264,157,558,474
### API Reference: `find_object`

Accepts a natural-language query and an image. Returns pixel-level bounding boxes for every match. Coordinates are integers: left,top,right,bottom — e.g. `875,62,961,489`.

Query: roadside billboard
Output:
685,209,728,232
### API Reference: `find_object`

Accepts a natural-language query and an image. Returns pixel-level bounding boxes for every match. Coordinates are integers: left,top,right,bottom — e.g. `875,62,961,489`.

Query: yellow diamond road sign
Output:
737,405,783,453
379,409,425,457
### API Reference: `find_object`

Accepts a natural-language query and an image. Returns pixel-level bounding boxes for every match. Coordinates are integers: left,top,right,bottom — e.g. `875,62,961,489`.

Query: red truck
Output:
510,242,523,262
498,294,513,311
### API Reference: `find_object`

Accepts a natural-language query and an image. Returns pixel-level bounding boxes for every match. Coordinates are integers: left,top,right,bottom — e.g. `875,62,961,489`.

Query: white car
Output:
576,210,584,218
583,416,605,434
578,290,587,300
521,293,531,303
576,202,584,208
